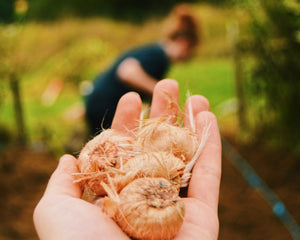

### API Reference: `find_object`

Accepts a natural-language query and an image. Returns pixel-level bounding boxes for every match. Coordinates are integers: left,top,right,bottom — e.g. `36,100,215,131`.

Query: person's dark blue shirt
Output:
85,42,170,133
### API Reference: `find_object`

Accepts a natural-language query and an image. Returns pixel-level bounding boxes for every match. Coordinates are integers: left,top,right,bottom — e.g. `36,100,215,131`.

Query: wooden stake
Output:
10,73,27,145
227,23,247,131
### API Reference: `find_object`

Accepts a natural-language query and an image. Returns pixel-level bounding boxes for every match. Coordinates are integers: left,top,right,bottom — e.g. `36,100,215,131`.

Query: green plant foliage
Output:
25,0,233,22
248,0,300,152
40,38,115,86
0,0,15,23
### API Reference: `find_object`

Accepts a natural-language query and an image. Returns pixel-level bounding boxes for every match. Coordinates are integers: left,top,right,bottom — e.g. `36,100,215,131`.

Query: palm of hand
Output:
34,79,221,240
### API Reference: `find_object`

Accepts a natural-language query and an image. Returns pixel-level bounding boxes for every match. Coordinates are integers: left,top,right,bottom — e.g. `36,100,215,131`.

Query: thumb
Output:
44,154,82,198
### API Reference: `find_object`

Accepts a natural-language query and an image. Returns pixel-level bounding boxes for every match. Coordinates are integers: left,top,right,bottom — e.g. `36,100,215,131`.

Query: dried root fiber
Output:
73,98,209,240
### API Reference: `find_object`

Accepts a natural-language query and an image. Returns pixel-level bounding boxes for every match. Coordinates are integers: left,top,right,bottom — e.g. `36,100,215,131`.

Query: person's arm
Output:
116,57,158,94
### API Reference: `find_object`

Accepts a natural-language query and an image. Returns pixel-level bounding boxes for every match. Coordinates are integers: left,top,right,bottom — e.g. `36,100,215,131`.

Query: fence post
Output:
10,72,27,145
227,23,247,131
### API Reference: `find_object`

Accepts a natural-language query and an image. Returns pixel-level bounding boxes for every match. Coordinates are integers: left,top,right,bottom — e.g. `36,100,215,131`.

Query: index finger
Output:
111,92,142,135
149,79,179,122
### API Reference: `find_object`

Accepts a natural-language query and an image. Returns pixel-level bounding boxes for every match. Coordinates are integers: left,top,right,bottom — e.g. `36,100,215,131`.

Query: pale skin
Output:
33,79,222,240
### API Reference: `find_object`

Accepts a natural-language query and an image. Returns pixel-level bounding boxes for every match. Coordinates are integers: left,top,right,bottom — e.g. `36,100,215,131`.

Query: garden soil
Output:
0,133,299,240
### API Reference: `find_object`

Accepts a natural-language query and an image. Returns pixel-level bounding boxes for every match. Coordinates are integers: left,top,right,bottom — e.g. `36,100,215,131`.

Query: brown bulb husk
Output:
137,118,199,164
102,177,185,240
73,94,209,239
122,151,185,191
74,129,136,196
92,151,185,196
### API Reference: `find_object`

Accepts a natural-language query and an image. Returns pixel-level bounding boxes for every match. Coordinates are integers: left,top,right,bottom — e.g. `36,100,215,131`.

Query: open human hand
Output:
33,79,221,240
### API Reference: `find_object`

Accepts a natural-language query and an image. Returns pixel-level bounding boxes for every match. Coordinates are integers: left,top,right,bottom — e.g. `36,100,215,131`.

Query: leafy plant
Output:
247,0,300,153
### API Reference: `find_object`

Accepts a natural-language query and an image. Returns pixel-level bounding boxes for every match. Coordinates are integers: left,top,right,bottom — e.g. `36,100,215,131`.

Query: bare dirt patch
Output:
0,135,299,239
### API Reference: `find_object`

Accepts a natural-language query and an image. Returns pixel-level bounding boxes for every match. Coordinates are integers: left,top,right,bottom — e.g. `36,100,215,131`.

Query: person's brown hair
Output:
164,4,200,47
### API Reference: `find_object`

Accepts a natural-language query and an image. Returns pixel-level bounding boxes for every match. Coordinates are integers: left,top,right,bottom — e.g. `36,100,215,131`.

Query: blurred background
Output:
0,0,299,239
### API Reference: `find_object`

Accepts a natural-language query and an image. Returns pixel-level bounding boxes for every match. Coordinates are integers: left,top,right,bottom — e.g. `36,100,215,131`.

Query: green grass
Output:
170,58,235,112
